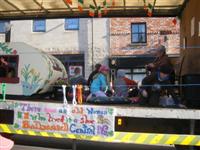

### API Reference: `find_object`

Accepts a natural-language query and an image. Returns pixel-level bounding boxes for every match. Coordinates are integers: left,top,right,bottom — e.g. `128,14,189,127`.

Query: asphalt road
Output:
11,135,176,150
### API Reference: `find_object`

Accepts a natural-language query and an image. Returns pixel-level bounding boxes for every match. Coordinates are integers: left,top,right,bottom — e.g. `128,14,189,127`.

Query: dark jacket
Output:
69,75,87,85
141,72,180,105
87,70,99,86
148,54,172,72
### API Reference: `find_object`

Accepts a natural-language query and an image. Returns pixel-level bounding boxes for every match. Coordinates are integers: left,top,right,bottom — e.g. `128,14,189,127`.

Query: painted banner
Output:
13,102,115,137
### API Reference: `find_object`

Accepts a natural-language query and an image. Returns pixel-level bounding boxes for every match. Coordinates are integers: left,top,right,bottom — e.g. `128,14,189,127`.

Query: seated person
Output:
69,67,87,85
146,45,175,83
89,65,109,97
114,70,137,97
139,64,183,107
87,63,101,87
146,45,172,72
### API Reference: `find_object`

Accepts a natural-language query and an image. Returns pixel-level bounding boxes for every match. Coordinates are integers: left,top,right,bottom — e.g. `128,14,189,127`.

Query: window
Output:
0,21,10,33
131,23,147,44
33,19,46,32
0,55,19,83
65,19,79,30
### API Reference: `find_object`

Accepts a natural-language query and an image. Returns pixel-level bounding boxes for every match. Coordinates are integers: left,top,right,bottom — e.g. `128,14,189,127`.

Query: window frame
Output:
64,18,79,30
0,55,19,83
131,23,147,44
0,21,10,33
32,19,46,32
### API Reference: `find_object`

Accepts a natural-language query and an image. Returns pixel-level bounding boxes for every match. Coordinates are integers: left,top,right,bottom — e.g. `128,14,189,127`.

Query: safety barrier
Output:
0,124,200,146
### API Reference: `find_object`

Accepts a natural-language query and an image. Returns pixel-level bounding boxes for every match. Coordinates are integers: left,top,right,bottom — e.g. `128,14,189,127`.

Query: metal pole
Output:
189,120,195,150
91,18,94,70
72,139,77,150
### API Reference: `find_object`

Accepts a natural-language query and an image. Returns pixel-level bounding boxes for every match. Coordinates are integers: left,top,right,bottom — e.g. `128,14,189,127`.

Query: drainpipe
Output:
91,18,94,70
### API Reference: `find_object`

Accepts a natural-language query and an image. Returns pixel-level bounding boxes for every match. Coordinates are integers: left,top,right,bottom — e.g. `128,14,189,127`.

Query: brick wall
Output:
110,17,180,56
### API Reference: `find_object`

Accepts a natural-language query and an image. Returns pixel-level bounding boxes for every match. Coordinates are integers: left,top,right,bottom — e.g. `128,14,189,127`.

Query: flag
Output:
103,0,108,14
89,5,96,17
110,0,115,6
98,6,102,17
172,17,179,25
144,4,147,11
143,0,147,10
65,0,72,5
147,3,153,17
78,0,84,12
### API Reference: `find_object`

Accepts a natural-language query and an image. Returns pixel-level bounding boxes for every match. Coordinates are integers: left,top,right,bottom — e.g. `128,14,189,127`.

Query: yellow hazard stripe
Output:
40,132,49,137
149,134,164,144
53,133,62,138
0,124,12,133
196,140,200,146
28,130,36,136
121,133,133,143
181,135,195,145
1,124,200,146
165,135,179,145
135,133,149,144
15,129,23,135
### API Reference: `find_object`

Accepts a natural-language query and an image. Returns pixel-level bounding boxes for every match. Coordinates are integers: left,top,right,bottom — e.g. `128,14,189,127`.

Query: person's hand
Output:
148,63,155,68
177,103,187,109
141,89,148,98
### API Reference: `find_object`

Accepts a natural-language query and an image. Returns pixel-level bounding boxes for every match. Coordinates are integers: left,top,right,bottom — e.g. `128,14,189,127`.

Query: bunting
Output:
89,4,96,17
110,0,115,7
78,0,84,12
147,3,153,17
143,0,156,17
103,0,108,14
65,0,72,5
143,0,147,11
98,6,102,17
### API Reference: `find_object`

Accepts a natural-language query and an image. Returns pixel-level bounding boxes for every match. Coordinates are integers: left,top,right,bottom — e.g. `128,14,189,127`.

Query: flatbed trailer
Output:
1,99,200,150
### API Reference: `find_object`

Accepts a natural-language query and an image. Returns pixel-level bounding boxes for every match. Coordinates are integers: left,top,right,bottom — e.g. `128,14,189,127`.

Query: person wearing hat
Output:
89,65,110,97
139,64,184,107
146,45,172,72
146,45,175,84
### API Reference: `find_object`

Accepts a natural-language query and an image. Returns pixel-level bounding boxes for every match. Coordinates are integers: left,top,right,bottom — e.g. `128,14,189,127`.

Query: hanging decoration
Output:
89,4,96,17
74,0,115,17
172,18,177,25
78,0,84,12
172,17,179,26
65,0,72,5
143,0,156,17
98,6,102,17
147,3,153,17
110,0,115,7
143,0,147,11
103,0,108,14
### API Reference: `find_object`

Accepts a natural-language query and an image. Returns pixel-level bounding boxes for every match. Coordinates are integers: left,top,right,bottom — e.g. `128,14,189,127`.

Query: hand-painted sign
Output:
14,102,115,137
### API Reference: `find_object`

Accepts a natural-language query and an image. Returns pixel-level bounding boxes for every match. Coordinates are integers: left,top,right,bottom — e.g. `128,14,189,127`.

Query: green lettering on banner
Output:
0,83,6,102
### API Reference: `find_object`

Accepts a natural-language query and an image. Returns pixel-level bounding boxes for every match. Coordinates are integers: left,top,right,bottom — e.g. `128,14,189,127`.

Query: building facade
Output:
110,17,180,55
0,17,180,80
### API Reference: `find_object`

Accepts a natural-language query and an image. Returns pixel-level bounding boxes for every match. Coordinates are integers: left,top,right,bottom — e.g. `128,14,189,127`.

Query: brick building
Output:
0,17,180,80
110,17,180,56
